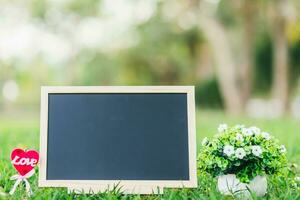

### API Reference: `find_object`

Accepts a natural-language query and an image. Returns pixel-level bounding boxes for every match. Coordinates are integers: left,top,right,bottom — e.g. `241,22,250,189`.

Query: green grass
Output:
0,110,299,199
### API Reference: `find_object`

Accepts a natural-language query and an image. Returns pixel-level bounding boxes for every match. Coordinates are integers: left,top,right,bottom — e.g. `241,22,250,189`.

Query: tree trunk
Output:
240,0,255,108
271,0,290,114
198,16,243,115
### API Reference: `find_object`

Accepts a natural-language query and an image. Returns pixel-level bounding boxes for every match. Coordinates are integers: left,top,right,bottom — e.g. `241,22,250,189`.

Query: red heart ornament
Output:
11,148,39,176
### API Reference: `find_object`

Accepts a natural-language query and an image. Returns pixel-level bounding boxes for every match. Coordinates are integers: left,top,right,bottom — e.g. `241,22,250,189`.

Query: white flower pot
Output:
217,174,267,198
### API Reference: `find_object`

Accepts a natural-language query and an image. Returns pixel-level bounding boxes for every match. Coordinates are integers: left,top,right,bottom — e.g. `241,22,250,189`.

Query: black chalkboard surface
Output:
39,86,197,193
47,93,189,180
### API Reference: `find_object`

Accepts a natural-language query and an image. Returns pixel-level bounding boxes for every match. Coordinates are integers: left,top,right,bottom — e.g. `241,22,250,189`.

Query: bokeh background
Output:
1,0,300,118
0,0,299,198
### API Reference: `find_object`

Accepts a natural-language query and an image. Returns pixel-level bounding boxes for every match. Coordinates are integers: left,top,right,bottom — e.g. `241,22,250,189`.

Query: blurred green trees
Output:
0,0,300,116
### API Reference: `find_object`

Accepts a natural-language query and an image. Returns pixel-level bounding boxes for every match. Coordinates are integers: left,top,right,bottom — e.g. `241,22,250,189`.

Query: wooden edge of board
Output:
41,86,195,94
39,87,48,184
187,87,198,188
38,86,198,193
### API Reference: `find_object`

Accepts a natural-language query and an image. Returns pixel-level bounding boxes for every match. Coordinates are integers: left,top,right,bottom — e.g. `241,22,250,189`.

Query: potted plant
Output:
198,124,287,197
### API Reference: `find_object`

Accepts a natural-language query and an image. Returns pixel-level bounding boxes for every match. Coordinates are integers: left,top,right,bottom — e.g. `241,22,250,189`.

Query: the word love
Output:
12,156,38,167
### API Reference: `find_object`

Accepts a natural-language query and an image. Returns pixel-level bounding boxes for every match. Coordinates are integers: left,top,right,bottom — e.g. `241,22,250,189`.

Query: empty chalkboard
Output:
39,86,197,194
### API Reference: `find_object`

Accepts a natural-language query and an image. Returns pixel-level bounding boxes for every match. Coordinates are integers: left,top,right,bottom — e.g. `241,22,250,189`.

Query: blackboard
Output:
39,86,197,193
47,93,189,180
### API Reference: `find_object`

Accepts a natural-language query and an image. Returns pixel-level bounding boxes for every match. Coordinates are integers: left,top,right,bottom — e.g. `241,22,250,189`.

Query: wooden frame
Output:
39,86,197,194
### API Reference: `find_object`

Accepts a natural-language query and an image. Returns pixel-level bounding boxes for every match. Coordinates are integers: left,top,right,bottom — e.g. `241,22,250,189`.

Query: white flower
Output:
223,145,234,157
201,137,209,146
235,133,244,142
235,148,246,159
218,123,228,133
249,126,261,135
295,177,300,182
242,128,253,136
261,132,271,140
279,145,286,153
252,145,263,157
